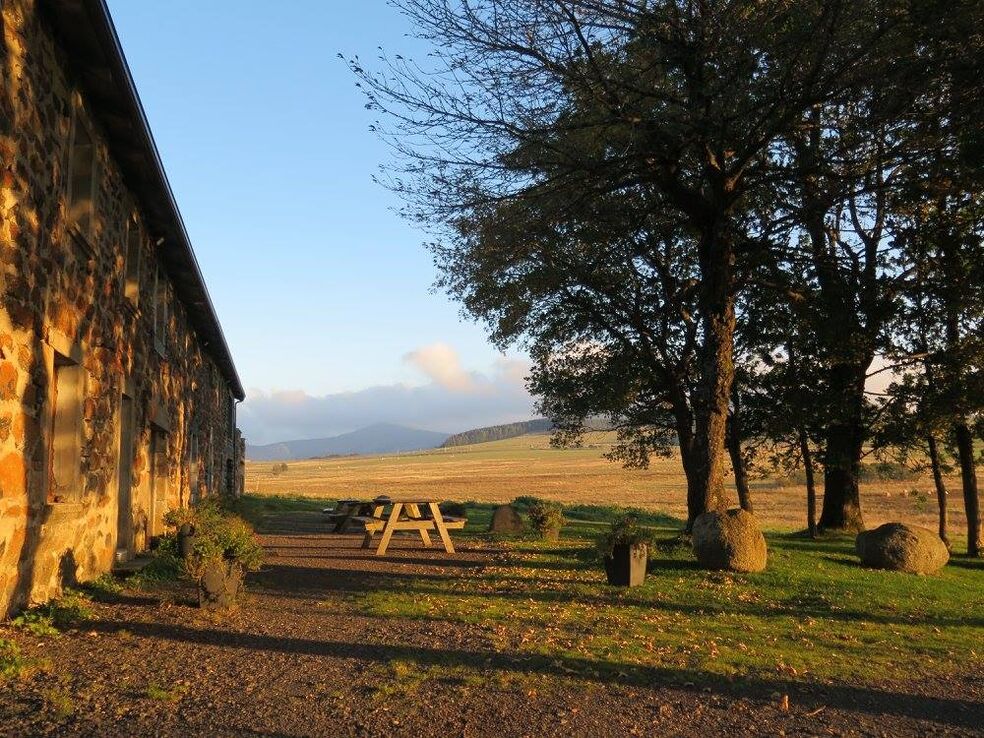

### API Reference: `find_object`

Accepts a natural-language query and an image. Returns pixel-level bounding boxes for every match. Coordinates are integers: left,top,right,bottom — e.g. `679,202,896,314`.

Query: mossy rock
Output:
692,509,767,572
856,523,949,574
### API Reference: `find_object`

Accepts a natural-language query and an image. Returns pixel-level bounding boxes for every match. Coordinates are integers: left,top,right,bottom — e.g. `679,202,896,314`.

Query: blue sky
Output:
107,1,535,443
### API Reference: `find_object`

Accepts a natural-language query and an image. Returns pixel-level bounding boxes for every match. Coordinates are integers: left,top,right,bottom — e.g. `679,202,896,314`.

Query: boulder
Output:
489,504,524,534
692,509,768,572
855,523,949,574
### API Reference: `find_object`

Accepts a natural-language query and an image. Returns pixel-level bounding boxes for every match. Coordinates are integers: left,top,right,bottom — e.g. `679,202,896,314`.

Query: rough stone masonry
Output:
0,0,246,615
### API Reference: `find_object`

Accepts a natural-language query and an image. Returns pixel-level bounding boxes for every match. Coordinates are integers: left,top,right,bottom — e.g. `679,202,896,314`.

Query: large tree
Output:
356,0,912,523
881,0,984,554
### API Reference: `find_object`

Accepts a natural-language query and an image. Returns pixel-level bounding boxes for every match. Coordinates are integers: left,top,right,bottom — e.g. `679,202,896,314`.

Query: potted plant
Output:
597,516,652,587
526,499,565,542
165,503,264,609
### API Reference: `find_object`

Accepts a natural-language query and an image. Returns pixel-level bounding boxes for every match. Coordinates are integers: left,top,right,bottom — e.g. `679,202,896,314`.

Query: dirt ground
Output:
3,510,982,737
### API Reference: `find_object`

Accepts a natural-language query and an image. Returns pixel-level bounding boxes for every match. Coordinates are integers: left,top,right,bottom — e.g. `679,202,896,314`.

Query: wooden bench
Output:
350,515,387,534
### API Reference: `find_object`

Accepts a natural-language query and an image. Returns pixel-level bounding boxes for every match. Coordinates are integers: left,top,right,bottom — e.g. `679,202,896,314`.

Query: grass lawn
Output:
238,495,983,687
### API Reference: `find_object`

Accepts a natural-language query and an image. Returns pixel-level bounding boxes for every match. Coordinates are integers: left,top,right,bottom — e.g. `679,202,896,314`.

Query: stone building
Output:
0,0,246,615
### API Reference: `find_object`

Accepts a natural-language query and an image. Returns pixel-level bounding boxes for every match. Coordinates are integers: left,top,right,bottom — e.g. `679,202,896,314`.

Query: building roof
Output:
40,0,246,400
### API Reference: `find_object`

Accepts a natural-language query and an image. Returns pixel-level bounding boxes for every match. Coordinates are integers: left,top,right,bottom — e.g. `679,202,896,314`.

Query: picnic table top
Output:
341,498,444,506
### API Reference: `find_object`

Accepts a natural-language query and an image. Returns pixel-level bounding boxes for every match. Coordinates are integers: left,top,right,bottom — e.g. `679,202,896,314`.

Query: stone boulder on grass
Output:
692,509,767,572
489,504,524,534
855,523,949,574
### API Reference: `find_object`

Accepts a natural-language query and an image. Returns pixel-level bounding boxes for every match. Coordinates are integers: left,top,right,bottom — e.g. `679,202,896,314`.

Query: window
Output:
148,426,168,537
123,220,141,305
153,264,167,355
49,354,84,503
67,114,96,236
187,432,200,504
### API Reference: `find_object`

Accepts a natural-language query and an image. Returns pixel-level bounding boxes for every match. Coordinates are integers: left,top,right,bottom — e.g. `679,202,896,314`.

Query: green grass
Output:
227,494,981,685
354,501,983,685
0,638,29,680
230,493,331,527
144,682,187,703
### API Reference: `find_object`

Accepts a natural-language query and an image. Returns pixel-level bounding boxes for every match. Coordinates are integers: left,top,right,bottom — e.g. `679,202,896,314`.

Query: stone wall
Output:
0,0,242,614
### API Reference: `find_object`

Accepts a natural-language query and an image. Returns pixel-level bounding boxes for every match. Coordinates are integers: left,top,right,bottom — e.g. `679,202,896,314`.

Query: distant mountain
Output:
246,423,450,461
441,419,553,448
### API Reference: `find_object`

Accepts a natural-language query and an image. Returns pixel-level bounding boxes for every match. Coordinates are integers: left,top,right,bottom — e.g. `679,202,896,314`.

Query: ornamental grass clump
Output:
526,499,565,541
596,515,654,561
597,515,653,587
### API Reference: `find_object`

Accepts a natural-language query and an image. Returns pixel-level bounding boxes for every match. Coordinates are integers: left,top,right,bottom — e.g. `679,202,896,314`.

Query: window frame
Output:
48,352,85,504
152,262,168,356
66,104,98,241
123,217,142,306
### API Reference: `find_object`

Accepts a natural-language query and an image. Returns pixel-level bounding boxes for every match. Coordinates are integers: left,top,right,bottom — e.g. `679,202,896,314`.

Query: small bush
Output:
11,609,58,638
439,501,467,518
511,495,542,510
526,500,565,540
12,590,93,636
129,536,184,588
860,461,919,482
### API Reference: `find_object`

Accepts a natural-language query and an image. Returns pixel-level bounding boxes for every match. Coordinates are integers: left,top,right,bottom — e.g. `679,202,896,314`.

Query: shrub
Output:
596,516,654,561
860,461,919,482
84,574,125,602
439,501,467,518
511,495,542,510
128,536,184,587
526,500,565,540
11,590,93,636
164,501,264,580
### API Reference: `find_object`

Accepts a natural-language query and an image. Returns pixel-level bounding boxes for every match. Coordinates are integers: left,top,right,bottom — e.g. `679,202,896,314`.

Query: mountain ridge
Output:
440,418,553,448
246,423,450,461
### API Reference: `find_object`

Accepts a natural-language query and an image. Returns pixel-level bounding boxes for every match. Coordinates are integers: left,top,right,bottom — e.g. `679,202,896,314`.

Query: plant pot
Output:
604,543,648,587
177,524,197,559
197,560,244,610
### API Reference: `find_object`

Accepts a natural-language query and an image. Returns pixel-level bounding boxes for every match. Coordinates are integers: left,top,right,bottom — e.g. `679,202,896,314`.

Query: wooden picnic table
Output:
358,500,466,556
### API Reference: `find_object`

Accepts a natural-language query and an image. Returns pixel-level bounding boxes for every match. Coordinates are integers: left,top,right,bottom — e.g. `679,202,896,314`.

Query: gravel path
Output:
1,512,981,737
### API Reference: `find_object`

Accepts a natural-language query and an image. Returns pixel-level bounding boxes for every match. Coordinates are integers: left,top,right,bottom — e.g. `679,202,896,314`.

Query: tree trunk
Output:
818,362,866,531
953,422,981,557
727,410,753,513
672,398,705,534
799,427,817,538
689,225,736,530
926,435,949,546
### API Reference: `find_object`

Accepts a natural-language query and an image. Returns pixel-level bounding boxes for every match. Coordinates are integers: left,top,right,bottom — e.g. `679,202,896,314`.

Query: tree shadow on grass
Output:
85,617,984,731
947,556,984,571
336,554,487,569
243,563,984,628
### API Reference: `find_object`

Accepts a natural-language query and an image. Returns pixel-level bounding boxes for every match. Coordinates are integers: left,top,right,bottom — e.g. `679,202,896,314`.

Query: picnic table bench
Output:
344,500,466,555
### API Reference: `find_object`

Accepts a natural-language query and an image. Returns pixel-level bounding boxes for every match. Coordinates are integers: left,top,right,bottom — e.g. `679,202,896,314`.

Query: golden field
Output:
244,432,967,532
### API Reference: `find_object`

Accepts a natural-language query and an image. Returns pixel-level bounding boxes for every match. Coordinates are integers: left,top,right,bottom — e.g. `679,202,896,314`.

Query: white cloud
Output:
238,348,535,445
403,342,480,393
